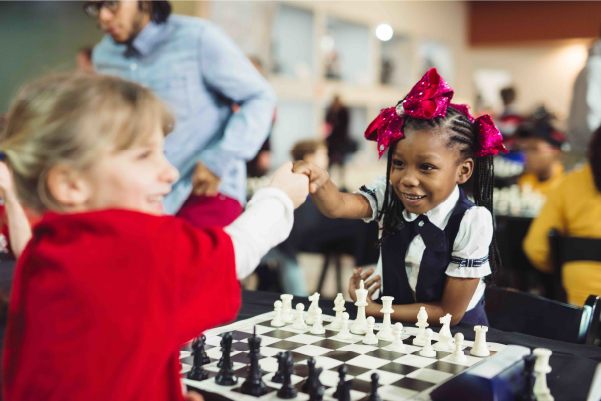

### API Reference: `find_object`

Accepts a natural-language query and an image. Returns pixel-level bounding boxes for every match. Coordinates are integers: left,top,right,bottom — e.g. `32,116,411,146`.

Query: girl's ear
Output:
457,158,474,185
46,164,91,208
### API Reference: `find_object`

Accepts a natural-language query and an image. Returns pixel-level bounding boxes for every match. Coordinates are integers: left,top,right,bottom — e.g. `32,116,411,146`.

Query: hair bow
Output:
365,68,508,158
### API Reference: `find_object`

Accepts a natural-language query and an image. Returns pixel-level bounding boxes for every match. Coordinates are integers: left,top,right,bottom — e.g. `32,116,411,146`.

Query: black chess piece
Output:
198,335,211,365
217,336,226,368
368,373,382,401
520,354,537,401
240,327,267,396
309,384,324,401
276,351,297,399
302,357,316,393
333,365,347,399
272,352,285,383
337,380,351,401
187,336,209,381
215,332,238,386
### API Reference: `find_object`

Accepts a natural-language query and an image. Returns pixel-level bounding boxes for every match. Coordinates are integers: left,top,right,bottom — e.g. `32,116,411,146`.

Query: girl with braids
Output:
294,69,507,326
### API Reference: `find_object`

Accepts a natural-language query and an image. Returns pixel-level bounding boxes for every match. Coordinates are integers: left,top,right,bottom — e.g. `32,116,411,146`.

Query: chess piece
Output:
449,333,466,363
293,303,308,330
276,352,297,399
272,352,285,383
302,357,323,395
310,308,326,335
390,322,405,352
470,325,490,357
419,328,436,358
413,306,429,346
376,296,394,341
533,348,554,401
434,314,454,351
333,365,348,399
362,316,378,345
368,373,382,401
271,300,286,327
217,336,229,368
351,280,369,334
215,332,238,386
520,354,537,401
336,312,352,340
187,336,209,381
331,293,346,329
309,384,324,401
306,292,320,325
240,327,267,396
281,294,294,323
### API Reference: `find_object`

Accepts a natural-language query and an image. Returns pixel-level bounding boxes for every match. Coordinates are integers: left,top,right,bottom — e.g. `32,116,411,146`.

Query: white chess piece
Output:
362,317,378,345
306,292,320,325
433,314,454,351
390,322,405,352
310,308,326,335
292,303,308,330
413,306,429,346
533,348,554,401
331,293,346,329
470,325,490,357
419,328,436,357
376,296,395,341
281,294,294,323
336,312,352,340
351,280,368,334
271,300,286,327
449,333,466,363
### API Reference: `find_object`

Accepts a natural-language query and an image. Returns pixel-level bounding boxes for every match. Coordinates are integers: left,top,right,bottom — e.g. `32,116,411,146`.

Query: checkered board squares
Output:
181,312,507,401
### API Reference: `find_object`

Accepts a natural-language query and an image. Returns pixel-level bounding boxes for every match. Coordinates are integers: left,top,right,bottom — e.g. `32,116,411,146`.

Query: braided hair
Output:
376,104,501,283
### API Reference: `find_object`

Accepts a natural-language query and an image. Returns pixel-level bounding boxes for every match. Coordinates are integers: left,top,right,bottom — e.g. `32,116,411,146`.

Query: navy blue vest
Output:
381,187,489,326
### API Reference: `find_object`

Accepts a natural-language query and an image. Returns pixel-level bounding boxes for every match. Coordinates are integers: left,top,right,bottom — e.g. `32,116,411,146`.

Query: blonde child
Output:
1,73,308,401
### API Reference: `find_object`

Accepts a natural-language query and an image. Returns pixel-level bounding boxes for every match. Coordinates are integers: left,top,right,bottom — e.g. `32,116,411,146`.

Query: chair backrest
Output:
485,286,600,345
548,229,601,303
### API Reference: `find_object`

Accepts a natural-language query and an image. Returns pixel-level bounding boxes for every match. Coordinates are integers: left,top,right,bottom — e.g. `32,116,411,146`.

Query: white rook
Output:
470,325,490,357
281,294,294,323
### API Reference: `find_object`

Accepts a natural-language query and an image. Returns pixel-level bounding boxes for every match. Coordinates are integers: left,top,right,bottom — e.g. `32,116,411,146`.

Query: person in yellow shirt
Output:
523,126,601,306
516,121,566,195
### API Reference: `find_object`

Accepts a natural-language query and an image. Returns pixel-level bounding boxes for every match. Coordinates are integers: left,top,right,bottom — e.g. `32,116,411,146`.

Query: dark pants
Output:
460,296,489,326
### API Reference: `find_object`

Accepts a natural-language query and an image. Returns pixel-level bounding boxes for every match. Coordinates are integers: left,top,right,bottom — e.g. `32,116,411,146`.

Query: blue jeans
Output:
263,248,308,297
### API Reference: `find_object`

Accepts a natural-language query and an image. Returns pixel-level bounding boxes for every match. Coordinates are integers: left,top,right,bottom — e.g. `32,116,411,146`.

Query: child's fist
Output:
348,267,381,303
292,161,329,194
269,161,309,209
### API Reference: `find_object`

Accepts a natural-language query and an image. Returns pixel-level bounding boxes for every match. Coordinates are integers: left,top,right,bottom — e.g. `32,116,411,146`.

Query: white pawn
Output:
390,322,405,352
331,293,346,329
434,314,454,351
449,333,466,363
470,325,490,357
306,292,320,325
271,300,286,327
376,296,395,341
292,303,308,330
336,312,352,340
419,328,436,357
533,348,554,401
362,317,378,345
281,294,294,323
310,308,326,335
413,306,429,346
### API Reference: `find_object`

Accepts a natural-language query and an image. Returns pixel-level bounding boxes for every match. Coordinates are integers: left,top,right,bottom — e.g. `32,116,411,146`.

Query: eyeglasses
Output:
83,1,120,19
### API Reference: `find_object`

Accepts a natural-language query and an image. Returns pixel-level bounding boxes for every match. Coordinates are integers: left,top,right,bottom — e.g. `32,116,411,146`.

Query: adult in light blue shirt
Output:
88,0,276,226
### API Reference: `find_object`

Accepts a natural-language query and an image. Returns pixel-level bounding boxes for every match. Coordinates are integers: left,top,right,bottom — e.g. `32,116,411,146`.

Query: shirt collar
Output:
130,21,167,57
402,185,460,229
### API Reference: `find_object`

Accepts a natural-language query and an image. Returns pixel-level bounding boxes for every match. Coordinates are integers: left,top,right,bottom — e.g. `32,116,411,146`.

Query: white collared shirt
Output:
357,176,493,311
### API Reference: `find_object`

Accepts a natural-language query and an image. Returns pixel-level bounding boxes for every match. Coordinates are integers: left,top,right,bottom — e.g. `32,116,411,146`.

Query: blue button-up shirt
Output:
93,15,276,213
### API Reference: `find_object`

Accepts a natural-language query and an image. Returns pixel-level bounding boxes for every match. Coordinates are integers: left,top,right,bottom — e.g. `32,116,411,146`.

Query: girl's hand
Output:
184,391,204,401
292,161,330,194
269,162,309,209
348,267,381,303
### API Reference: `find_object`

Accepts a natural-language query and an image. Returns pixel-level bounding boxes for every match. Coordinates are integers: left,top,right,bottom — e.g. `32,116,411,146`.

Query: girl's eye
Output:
137,150,152,160
392,159,404,168
421,164,436,171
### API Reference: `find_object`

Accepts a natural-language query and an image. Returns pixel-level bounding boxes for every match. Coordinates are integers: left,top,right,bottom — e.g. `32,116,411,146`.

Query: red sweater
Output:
2,210,241,401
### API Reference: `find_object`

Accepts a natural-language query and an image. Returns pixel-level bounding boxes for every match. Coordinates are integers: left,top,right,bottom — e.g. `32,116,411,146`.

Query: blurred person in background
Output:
325,95,355,189
523,126,601,306
496,86,523,151
568,33,601,154
516,120,566,195
88,0,276,228
76,46,95,73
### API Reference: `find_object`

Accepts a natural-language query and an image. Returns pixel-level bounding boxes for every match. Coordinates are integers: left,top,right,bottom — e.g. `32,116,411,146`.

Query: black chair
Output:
549,229,601,303
485,286,600,345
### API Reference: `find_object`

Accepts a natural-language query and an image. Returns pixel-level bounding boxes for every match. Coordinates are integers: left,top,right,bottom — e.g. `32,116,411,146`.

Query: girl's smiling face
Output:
389,128,474,215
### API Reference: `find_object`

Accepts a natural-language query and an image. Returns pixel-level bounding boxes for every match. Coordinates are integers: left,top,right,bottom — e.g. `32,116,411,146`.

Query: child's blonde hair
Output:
290,139,326,162
1,72,174,212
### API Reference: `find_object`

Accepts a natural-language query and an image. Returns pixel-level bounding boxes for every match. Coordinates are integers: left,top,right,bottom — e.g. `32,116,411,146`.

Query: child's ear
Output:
46,164,91,208
457,158,474,185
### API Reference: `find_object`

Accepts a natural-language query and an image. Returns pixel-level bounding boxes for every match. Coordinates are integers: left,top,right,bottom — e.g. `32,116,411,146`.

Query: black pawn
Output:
276,352,297,399
187,336,209,381
302,357,317,393
368,373,381,401
520,354,537,401
198,335,211,365
333,365,347,399
217,336,227,368
240,327,267,396
309,384,324,401
215,332,238,386
272,352,285,383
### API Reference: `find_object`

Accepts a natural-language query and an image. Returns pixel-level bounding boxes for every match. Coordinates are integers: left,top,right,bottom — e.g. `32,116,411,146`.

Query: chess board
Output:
180,312,507,401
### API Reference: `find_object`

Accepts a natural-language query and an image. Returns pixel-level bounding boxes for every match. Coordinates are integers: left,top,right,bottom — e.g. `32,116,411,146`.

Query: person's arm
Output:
195,22,277,180
523,186,565,274
0,162,31,258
